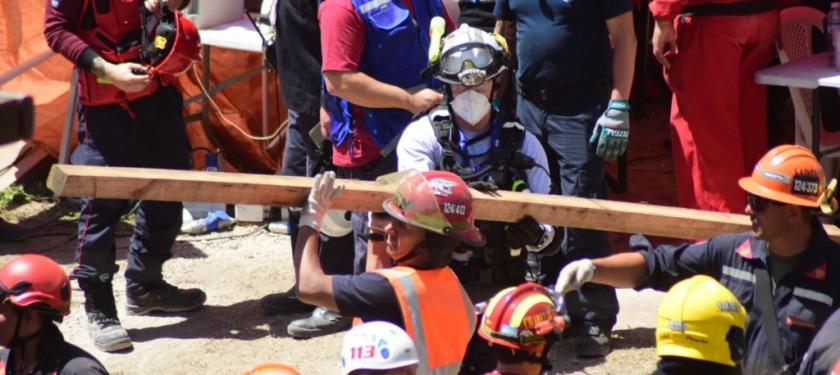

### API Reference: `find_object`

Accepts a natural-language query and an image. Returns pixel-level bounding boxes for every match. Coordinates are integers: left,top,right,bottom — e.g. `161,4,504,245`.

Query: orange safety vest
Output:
374,266,475,375
76,0,164,108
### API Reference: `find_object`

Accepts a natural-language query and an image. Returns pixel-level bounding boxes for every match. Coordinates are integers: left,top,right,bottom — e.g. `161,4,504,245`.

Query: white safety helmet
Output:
341,321,419,375
436,24,509,87
321,209,352,237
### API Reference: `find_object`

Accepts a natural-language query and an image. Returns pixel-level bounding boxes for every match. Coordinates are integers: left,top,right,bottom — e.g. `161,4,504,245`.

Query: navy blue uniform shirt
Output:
494,0,632,89
636,219,840,375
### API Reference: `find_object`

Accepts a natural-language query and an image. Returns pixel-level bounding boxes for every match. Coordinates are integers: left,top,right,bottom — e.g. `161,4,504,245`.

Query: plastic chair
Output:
777,6,840,174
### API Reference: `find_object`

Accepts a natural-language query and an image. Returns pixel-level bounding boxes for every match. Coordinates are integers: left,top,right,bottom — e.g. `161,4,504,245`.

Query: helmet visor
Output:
440,45,494,75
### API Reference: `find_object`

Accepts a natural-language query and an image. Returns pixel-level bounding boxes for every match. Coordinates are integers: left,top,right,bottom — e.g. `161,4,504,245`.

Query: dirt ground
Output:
0,99,676,374
0,202,664,375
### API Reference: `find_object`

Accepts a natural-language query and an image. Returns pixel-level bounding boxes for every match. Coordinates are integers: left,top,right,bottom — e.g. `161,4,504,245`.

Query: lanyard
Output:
456,115,499,171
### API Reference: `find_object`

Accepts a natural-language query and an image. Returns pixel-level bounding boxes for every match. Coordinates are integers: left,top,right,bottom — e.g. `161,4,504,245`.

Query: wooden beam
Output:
48,164,840,242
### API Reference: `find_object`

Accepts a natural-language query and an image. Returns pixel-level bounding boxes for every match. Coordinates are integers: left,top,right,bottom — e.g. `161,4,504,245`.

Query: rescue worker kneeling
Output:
653,275,747,375
396,24,558,373
398,25,557,294
295,170,480,375
477,282,566,375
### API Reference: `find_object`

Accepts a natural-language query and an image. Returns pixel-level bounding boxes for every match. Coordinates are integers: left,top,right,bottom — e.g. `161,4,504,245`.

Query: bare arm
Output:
294,226,339,311
323,71,441,115
590,252,649,288
493,19,512,36
606,12,637,101
651,19,676,69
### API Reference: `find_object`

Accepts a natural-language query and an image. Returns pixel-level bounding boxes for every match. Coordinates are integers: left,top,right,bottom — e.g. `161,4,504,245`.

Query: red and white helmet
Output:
381,170,485,247
341,321,419,375
0,254,71,316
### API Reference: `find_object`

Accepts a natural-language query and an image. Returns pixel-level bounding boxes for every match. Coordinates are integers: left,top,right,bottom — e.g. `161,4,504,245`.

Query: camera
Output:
0,91,34,145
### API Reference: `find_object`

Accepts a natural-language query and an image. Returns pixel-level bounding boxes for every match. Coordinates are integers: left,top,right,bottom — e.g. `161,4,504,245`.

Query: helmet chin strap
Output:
8,310,43,348
392,247,421,265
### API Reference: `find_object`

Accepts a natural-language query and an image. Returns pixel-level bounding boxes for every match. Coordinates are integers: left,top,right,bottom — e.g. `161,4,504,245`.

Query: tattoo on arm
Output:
91,57,108,79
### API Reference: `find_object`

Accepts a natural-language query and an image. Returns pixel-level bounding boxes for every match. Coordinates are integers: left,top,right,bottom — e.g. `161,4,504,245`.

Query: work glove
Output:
590,100,630,161
554,259,595,295
300,171,345,231
506,216,556,254
467,180,499,192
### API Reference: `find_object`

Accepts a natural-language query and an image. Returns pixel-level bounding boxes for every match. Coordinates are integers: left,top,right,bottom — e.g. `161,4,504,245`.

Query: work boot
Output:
261,286,314,315
287,306,352,338
574,325,611,358
84,282,132,352
125,282,206,315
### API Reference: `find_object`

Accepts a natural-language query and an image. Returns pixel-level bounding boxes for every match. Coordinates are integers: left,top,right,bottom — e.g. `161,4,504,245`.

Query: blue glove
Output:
589,100,630,160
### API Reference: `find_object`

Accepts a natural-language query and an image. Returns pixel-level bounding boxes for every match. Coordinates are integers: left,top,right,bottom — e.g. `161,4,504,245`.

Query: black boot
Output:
125,281,206,315
83,281,132,352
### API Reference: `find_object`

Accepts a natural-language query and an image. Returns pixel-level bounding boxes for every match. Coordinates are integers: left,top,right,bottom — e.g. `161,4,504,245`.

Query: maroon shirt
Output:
44,0,94,65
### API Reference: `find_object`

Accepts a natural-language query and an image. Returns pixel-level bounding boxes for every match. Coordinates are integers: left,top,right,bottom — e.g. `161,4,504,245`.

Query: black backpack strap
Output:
486,121,528,189
754,264,792,375
429,93,464,174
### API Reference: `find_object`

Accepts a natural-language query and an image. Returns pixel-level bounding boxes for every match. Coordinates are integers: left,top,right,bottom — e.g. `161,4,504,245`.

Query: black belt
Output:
516,80,607,106
681,0,777,16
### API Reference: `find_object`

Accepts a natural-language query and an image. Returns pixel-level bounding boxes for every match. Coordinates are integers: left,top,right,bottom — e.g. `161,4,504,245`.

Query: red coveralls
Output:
650,0,778,213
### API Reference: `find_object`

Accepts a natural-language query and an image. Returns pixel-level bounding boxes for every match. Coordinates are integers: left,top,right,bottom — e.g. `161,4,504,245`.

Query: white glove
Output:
554,259,595,295
300,171,345,231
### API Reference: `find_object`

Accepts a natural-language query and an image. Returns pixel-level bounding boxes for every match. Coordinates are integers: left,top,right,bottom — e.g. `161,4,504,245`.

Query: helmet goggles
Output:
440,44,495,87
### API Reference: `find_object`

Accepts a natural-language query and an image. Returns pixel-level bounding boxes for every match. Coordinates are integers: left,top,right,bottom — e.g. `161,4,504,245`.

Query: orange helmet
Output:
145,6,202,78
381,170,485,247
478,282,565,351
738,144,834,208
0,254,71,316
240,363,300,375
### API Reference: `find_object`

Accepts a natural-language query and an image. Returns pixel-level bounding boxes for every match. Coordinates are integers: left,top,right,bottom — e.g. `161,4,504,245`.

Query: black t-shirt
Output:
0,342,109,375
274,0,322,115
332,272,404,328
458,2,496,33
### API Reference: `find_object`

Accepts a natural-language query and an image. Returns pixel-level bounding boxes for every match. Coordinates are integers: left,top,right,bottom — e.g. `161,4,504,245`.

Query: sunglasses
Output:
747,193,785,213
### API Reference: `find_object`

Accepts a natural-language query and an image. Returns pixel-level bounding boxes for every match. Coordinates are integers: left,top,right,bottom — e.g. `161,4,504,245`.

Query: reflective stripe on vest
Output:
375,266,475,375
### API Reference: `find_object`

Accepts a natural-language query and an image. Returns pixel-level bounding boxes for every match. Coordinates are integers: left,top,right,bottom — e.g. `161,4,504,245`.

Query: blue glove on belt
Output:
590,100,630,161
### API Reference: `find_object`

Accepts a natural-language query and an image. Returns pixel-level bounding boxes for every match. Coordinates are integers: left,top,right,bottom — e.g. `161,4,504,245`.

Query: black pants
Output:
71,85,191,295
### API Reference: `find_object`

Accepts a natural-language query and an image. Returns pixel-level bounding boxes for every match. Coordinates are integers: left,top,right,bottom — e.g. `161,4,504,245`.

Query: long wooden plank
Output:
48,164,840,242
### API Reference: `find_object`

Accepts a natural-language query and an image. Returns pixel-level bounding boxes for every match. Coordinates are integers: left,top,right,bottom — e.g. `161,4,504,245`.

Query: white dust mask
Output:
451,89,491,126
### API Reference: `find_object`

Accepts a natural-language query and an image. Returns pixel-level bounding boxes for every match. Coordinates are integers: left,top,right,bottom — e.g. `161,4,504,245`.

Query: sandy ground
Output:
0,99,678,374
0,199,666,375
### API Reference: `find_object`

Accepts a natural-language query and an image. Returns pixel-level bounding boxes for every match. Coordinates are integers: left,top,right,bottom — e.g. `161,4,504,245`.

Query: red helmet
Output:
381,170,485,247
0,254,71,316
478,282,565,351
146,7,202,78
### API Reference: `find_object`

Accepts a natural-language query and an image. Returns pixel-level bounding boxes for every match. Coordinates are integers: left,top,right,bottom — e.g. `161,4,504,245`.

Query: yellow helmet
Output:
656,275,747,367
